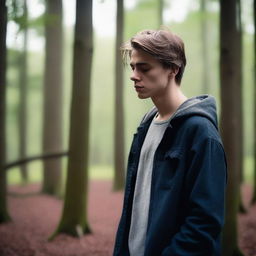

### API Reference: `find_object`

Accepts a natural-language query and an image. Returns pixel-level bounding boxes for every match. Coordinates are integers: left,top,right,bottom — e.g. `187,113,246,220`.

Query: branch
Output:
5,151,69,170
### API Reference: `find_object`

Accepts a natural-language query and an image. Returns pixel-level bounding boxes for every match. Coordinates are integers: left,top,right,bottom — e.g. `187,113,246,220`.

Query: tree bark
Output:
220,0,244,255
158,0,163,27
0,0,11,223
42,0,63,196
52,0,93,237
18,0,29,183
200,0,210,93
237,0,246,214
251,0,256,205
113,0,125,191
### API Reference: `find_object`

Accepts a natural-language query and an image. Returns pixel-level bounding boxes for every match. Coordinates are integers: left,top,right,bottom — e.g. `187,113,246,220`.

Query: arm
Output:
162,138,227,256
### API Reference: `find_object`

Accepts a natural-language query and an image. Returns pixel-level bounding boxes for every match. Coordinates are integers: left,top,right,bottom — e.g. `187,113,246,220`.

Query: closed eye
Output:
139,67,150,73
130,63,151,73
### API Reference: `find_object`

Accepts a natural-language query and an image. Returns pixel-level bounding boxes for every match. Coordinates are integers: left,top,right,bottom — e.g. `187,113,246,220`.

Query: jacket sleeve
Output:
162,138,227,256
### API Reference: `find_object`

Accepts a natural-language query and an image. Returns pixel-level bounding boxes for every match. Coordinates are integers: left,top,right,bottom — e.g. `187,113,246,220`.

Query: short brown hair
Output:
121,29,186,85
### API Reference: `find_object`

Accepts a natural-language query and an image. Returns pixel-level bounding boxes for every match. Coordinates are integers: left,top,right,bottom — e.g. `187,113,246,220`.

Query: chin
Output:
137,94,150,99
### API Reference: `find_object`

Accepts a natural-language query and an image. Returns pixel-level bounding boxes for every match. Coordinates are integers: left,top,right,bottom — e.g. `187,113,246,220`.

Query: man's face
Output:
129,48,171,99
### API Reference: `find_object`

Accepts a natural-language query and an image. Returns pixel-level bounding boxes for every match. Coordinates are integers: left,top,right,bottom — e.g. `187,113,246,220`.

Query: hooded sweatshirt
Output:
113,95,227,256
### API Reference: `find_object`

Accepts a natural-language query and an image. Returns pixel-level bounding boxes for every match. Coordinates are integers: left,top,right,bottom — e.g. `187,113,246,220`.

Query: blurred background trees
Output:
253,0,256,205
113,0,125,191
54,0,93,237
220,0,243,254
42,0,63,196
200,0,210,93
0,0,10,223
17,0,29,183
1,0,256,254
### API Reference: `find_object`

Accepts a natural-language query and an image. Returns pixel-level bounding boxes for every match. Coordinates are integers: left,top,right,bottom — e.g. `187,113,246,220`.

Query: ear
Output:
172,67,179,76
169,67,179,77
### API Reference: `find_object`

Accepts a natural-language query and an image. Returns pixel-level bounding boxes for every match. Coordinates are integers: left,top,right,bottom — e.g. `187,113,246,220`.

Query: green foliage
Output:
136,0,158,9
125,0,158,39
7,0,25,22
7,49,19,67
7,0,45,36
6,48,44,163
31,13,64,38
6,0,28,31
27,15,45,37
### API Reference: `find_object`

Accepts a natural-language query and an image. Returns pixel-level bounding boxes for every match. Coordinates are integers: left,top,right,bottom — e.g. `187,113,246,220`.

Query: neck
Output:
152,83,187,121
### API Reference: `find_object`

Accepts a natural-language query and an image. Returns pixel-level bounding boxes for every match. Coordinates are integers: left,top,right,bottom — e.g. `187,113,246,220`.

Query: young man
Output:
113,30,227,256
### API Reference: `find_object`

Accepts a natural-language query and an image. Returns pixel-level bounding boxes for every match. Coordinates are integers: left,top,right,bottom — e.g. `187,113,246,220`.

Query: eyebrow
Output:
130,62,151,67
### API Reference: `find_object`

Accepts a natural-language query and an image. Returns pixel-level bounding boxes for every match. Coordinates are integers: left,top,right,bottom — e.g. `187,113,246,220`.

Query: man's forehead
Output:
130,49,156,65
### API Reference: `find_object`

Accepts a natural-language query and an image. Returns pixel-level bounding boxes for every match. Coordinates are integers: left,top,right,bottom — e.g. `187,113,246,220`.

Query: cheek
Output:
142,69,170,85
151,75,169,86
147,75,158,84
145,72,162,84
150,70,169,83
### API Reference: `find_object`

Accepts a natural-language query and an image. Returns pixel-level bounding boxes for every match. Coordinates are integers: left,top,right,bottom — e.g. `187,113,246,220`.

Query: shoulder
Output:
176,117,226,163
178,115,222,144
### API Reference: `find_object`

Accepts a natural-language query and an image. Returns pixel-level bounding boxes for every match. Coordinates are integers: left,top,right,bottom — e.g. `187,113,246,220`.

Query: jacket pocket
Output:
164,148,182,159
156,149,183,190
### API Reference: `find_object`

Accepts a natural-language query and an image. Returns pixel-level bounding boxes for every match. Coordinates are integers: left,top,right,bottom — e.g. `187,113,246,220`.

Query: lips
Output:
134,85,144,90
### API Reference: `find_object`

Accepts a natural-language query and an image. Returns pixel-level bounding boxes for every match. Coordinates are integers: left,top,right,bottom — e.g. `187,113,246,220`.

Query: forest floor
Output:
0,180,255,256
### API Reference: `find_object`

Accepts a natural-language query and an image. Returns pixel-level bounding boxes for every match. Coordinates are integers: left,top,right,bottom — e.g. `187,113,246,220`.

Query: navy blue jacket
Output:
113,95,227,256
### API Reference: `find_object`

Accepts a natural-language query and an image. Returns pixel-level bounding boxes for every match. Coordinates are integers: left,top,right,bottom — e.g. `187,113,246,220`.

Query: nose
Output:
130,69,141,82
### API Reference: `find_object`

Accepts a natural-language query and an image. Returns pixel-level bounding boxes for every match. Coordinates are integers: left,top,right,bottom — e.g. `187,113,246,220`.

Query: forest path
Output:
0,181,255,256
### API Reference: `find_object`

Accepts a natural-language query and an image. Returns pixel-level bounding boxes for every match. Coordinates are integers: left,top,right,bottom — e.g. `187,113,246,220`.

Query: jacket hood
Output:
142,95,218,129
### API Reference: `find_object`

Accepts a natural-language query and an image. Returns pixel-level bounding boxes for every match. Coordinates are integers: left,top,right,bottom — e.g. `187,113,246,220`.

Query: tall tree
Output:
200,0,210,93
158,0,163,27
52,0,93,237
252,0,256,205
237,0,245,213
220,0,244,255
0,0,11,223
42,0,63,196
113,0,125,191
18,0,29,183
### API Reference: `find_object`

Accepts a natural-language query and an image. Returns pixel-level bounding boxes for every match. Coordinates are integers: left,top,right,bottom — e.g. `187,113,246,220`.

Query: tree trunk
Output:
42,0,63,196
113,0,125,191
220,0,244,255
52,0,93,237
18,0,29,183
158,0,163,27
200,0,210,93
0,0,11,223
237,0,246,214
251,0,256,205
